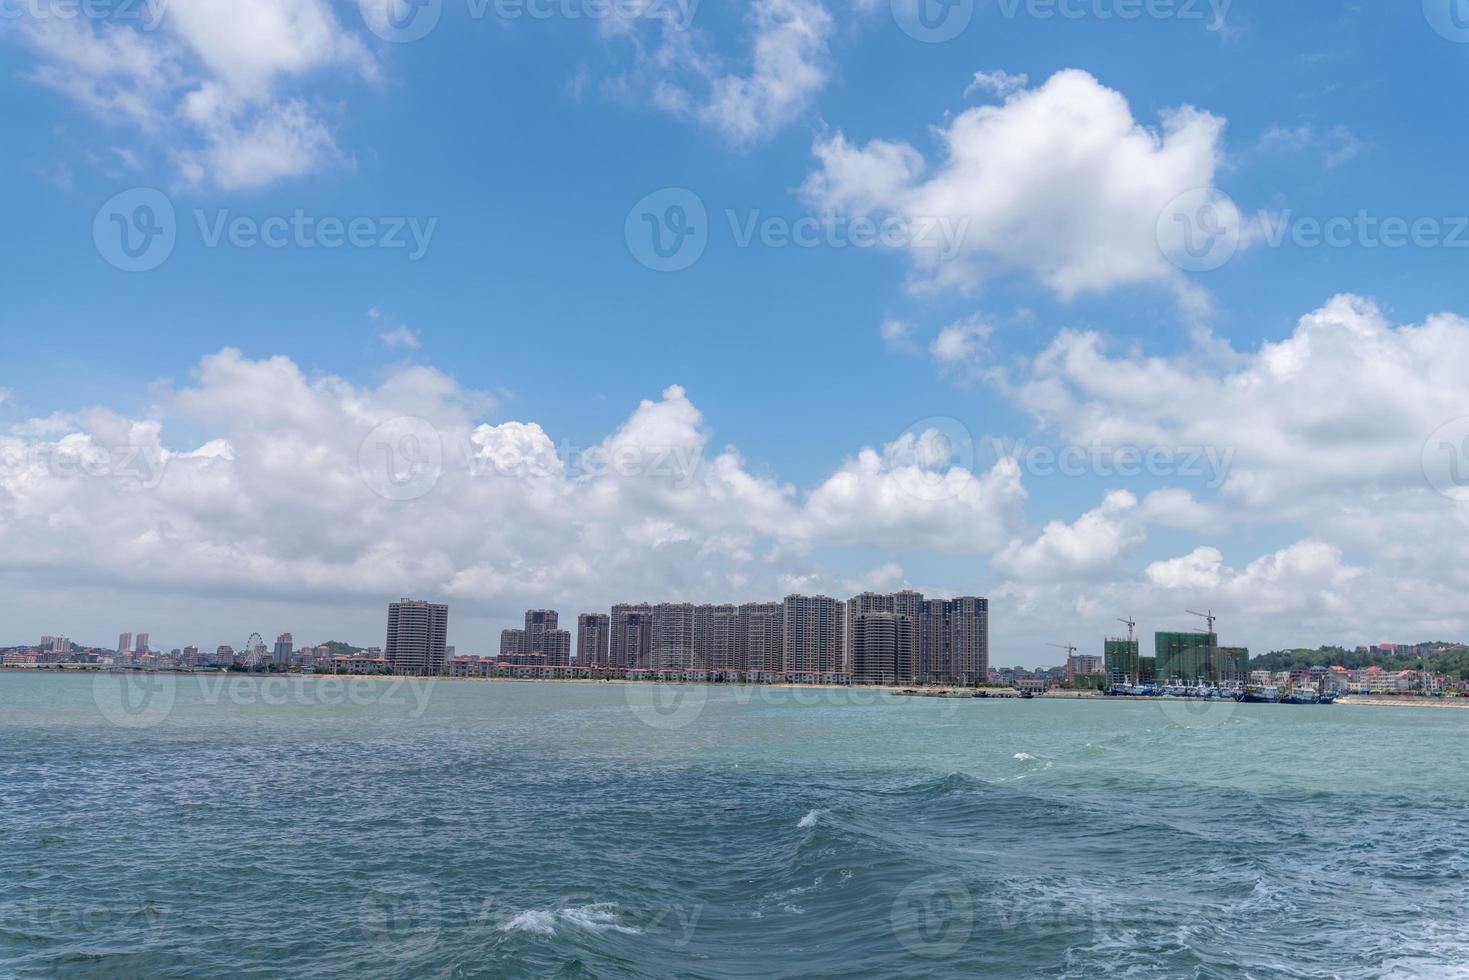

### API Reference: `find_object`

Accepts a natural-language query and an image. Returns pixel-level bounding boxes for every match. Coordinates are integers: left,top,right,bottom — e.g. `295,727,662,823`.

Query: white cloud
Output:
603,0,833,145
964,69,1028,99
0,351,1028,631
1014,294,1469,508
1258,123,1366,169
929,315,991,381
802,69,1229,308
1146,540,1362,617
993,487,1208,584
880,318,911,351
378,326,421,351
996,489,1145,583
370,308,421,352
12,0,375,187
981,293,1469,652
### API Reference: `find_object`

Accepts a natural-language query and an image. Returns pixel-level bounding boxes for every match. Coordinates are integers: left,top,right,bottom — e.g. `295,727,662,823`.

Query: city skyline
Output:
18,594,1463,676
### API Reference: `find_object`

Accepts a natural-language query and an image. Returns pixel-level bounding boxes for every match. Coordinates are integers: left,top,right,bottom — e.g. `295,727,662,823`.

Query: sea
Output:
2,672,1467,978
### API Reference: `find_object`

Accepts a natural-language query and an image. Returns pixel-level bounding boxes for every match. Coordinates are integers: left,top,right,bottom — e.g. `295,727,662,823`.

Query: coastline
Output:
8,666,1468,709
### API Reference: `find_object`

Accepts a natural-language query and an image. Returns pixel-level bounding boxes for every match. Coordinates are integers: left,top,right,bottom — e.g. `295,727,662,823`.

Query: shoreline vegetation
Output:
7,664,1469,709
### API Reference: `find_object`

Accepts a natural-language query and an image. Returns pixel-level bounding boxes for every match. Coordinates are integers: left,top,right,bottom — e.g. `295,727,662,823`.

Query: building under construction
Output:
1153,631,1249,684
1104,636,1141,686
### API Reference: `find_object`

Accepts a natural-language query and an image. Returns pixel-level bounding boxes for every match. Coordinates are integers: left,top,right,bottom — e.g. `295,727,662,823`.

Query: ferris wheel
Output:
245,632,266,665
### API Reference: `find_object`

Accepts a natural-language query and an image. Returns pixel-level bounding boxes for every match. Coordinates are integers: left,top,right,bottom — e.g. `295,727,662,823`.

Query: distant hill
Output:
1252,645,1469,680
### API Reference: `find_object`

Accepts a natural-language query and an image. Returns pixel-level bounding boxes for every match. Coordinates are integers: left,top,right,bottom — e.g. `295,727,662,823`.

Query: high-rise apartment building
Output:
610,604,653,669
782,594,843,674
523,610,558,656
738,602,783,674
694,603,739,671
845,592,893,675
273,632,294,665
117,632,132,656
651,602,695,670
500,610,571,665
577,613,610,666
135,632,150,655
851,611,899,685
919,599,951,684
891,590,923,683
949,597,988,685
385,598,449,676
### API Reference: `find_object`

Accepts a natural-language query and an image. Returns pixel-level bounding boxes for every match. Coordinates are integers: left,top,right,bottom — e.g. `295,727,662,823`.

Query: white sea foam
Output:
501,904,639,936
502,910,557,935
798,809,824,828
1014,752,1037,761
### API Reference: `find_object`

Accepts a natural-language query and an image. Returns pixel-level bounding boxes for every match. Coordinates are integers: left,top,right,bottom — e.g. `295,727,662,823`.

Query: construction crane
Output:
1116,616,1137,686
1186,609,1216,636
1049,642,1079,684
1187,609,1221,690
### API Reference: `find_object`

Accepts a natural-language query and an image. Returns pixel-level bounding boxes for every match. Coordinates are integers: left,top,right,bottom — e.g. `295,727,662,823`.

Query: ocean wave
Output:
500,904,639,937
798,809,825,829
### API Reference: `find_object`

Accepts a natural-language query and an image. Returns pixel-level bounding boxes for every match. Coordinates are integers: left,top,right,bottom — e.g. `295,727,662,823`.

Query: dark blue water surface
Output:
2,673,1467,977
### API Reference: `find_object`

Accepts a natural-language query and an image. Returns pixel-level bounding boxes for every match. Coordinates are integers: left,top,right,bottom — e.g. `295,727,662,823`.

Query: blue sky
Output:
3,0,1469,662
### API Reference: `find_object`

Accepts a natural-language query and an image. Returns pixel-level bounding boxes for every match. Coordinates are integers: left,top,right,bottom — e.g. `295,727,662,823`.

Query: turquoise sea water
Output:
2,672,1467,978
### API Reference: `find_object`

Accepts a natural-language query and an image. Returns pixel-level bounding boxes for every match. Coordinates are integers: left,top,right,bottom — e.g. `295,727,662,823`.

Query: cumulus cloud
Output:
980,292,1469,653
602,0,833,145
11,0,375,187
1014,294,1469,508
0,351,1028,632
994,488,1210,583
802,69,1229,308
